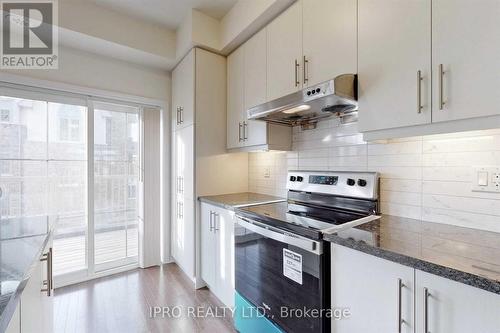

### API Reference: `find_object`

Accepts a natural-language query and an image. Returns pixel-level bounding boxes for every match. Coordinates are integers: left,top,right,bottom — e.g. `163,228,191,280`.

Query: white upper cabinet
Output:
432,0,500,123
358,0,432,132
227,47,245,150
244,29,267,110
244,29,268,147
302,0,357,87
266,1,303,101
172,51,195,130
415,270,500,333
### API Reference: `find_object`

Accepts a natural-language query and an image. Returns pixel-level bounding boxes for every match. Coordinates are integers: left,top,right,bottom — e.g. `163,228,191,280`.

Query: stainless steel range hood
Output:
247,74,358,127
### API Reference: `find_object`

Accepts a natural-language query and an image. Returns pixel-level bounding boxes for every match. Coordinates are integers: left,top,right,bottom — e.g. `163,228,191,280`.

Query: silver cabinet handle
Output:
303,56,309,84
439,64,445,110
423,287,430,333
179,106,184,124
243,121,248,141
40,247,53,296
417,70,423,114
397,278,405,332
214,213,219,232
176,107,180,125
294,59,300,87
209,211,214,232
238,122,243,142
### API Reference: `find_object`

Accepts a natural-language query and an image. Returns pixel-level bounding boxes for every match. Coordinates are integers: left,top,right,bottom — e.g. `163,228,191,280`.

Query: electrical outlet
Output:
472,166,500,193
264,167,271,178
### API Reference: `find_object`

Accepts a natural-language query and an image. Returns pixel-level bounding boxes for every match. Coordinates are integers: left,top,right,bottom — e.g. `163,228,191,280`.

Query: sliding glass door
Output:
93,102,140,271
0,87,144,286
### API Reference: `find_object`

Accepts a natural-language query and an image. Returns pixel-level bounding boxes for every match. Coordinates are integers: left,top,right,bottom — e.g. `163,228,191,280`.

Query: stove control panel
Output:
287,171,379,200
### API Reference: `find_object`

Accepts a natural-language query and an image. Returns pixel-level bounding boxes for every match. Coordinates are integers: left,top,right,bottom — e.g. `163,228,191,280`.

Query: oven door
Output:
235,216,330,333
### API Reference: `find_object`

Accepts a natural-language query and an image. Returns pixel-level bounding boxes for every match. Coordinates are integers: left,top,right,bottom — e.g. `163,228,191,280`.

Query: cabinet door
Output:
415,270,500,333
214,206,235,308
267,1,303,101
5,304,20,333
175,125,194,199
172,50,195,130
244,29,267,110
227,47,245,149
200,203,216,288
21,250,53,333
331,244,414,333
432,0,500,122
358,0,431,132
172,197,195,280
302,0,357,87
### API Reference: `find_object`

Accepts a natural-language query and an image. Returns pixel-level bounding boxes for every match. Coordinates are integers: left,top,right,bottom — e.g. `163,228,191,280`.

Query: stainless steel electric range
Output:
234,171,380,333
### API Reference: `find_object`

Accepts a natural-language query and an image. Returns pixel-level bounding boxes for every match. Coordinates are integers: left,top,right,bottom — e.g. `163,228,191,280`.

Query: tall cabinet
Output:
171,48,248,283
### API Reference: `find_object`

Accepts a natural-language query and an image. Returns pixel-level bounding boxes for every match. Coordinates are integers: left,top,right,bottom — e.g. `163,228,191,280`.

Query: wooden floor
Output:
53,264,236,333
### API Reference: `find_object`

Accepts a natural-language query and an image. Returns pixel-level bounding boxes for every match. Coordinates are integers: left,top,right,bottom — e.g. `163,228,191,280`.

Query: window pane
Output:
94,105,139,268
0,160,47,218
48,102,86,160
0,96,47,160
49,161,87,274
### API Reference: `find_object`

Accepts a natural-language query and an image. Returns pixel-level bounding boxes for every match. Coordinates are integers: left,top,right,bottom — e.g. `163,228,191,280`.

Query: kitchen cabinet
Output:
172,50,194,131
21,245,53,333
171,48,248,284
266,1,302,101
331,244,414,333
227,46,245,150
6,243,54,333
227,37,292,151
332,244,500,333
243,30,268,148
358,0,432,132
415,270,500,333
302,0,357,87
431,0,500,123
200,202,235,308
359,0,500,138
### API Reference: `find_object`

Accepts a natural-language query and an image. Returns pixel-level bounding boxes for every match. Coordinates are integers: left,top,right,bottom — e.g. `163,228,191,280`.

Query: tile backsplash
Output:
248,119,500,232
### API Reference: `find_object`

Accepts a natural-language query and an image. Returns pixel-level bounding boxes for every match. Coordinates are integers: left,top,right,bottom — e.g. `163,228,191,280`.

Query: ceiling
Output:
90,0,237,30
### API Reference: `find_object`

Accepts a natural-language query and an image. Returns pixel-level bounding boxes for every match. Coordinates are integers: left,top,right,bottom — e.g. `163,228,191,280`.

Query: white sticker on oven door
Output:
283,248,302,285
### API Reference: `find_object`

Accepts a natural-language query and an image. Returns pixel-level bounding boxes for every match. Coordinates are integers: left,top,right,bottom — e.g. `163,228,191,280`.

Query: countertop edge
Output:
0,231,53,332
326,234,500,295
198,194,286,211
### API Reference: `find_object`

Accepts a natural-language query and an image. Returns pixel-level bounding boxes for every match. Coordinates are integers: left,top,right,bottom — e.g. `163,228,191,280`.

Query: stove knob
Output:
289,176,297,182
347,178,356,186
296,176,303,182
358,179,367,187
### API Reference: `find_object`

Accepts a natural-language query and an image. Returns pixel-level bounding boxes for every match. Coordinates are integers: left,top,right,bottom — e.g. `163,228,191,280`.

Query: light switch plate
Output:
472,166,500,193
264,167,271,178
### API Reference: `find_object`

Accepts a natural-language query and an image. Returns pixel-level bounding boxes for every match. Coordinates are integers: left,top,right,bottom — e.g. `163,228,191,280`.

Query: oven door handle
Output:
236,216,322,255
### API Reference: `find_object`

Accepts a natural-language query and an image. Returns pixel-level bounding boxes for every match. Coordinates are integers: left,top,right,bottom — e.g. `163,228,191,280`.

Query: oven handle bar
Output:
236,216,323,255
321,215,381,235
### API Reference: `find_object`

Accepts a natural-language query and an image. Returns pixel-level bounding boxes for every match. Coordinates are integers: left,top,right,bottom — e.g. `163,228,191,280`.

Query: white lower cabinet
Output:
331,244,414,333
200,203,235,308
7,244,53,333
331,244,500,333
415,270,500,333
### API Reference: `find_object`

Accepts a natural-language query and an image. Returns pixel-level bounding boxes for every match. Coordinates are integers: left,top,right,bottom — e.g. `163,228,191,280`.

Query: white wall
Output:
1,46,171,102
248,119,500,233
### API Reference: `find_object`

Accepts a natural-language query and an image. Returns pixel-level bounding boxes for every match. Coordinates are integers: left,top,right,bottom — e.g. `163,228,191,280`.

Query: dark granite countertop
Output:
323,215,500,295
0,216,52,332
199,192,286,210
